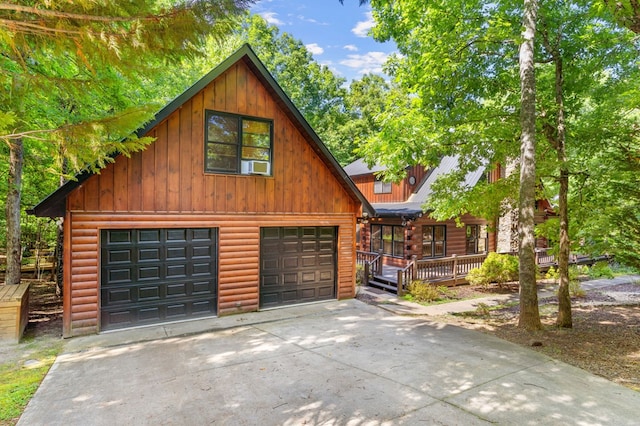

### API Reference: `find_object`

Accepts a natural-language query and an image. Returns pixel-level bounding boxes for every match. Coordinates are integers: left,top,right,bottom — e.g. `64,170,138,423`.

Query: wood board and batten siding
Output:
52,49,365,337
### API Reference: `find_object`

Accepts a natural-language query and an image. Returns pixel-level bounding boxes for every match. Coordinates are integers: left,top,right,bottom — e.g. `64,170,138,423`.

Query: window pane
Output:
383,240,393,255
374,179,391,194
435,241,445,256
393,241,404,257
478,237,486,253
371,225,381,252
422,243,433,257
394,226,404,241
206,142,237,172
423,226,433,241
242,146,270,161
243,120,271,148
382,226,392,242
434,226,445,241
207,114,238,143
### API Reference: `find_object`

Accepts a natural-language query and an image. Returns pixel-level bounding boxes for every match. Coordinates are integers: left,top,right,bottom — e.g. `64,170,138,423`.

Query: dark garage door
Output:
260,226,336,309
101,228,218,331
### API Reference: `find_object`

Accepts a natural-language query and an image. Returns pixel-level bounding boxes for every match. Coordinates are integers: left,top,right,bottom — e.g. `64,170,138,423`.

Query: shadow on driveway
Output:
18,299,640,425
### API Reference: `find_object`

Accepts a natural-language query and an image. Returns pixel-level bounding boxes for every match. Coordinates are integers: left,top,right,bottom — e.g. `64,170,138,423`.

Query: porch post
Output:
452,254,458,285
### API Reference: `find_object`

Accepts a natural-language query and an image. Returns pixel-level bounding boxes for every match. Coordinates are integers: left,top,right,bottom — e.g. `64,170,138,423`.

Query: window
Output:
205,111,273,175
422,225,446,258
370,224,404,257
373,177,392,194
466,224,488,254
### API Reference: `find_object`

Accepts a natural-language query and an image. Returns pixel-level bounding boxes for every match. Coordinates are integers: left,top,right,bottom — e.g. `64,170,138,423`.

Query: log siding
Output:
63,213,355,337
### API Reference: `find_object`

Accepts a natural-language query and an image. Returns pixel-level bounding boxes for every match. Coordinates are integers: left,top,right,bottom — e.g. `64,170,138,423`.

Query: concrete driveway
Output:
18,299,640,425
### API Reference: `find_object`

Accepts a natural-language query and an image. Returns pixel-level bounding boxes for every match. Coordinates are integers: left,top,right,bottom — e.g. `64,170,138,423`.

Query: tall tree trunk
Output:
5,138,24,285
518,0,542,330
555,56,572,328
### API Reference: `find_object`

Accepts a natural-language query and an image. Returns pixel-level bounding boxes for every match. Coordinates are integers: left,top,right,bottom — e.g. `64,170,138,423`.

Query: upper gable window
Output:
373,177,392,194
205,111,273,176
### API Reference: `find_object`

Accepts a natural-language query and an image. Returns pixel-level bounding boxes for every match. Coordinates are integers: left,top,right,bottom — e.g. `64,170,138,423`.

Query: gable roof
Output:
346,155,485,218
29,44,373,218
343,158,389,176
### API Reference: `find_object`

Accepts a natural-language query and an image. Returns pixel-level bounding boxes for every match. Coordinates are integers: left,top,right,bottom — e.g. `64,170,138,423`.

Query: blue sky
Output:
250,0,396,83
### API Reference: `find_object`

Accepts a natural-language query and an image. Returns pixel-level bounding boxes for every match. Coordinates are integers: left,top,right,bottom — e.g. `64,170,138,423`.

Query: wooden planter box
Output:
0,283,30,343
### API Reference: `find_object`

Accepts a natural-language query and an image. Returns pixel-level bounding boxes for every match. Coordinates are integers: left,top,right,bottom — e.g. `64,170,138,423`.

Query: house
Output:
346,156,494,268
29,45,372,337
346,156,552,268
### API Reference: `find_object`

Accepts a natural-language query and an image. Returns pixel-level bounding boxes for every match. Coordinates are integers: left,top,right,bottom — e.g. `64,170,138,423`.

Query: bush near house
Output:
407,281,441,302
467,252,519,287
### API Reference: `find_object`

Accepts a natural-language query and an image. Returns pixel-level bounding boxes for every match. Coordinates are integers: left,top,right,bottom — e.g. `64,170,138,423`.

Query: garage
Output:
100,228,218,331
260,227,337,309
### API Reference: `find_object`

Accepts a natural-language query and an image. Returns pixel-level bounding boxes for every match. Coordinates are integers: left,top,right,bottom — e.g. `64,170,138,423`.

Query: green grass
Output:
0,340,62,424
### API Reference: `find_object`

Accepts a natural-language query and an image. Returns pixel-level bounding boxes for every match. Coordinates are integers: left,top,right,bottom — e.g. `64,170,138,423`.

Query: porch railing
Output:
535,248,555,265
356,250,382,286
397,253,489,295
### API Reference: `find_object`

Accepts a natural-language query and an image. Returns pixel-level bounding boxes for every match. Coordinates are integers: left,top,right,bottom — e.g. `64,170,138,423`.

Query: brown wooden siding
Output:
63,213,355,337
350,165,428,204
67,61,357,216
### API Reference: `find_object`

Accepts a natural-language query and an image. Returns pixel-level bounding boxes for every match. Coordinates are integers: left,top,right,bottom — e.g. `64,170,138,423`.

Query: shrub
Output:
467,253,519,287
545,266,559,281
466,267,490,287
355,264,365,286
407,280,440,302
569,280,586,298
588,261,614,279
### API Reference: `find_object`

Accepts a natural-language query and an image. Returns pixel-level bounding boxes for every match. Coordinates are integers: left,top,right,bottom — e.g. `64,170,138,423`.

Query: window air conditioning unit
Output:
243,160,270,175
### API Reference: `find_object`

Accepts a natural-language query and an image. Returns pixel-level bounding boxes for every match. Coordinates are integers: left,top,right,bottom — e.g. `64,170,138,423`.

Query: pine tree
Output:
1,1,252,284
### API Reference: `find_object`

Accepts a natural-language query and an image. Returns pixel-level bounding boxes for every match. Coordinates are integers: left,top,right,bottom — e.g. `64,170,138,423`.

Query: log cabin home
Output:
30,45,372,337
345,156,554,269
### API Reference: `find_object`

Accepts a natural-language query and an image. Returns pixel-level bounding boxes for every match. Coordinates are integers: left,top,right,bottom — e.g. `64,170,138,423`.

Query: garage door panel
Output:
138,229,161,243
139,248,160,261
260,227,336,309
167,246,187,260
101,228,217,331
108,268,132,283
139,266,160,280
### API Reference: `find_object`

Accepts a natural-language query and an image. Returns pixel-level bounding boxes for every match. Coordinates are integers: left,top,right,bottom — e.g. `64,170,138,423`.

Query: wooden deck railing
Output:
535,248,555,265
356,250,382,286
396,253,489,294
359,248,610,296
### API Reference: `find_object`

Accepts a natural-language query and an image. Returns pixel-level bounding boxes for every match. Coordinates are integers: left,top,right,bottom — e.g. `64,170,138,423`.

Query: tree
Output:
1,0,252,285
517,0,542,330
603,0,640,33
365,0,640,329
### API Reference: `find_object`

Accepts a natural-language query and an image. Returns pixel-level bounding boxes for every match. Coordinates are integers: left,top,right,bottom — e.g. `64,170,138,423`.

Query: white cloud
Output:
306,43,324,56
340,51,389,75
343,44,358,52
352,12,374,38
260,12,284,26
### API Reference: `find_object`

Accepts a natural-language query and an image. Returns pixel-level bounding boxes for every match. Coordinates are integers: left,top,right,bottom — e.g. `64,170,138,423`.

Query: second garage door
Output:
100,228,218,331
260,227,337,309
